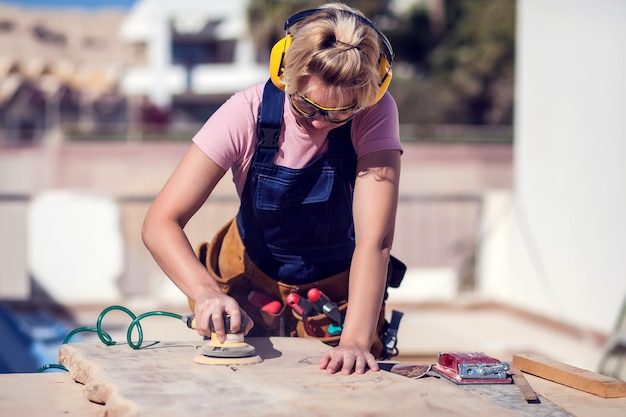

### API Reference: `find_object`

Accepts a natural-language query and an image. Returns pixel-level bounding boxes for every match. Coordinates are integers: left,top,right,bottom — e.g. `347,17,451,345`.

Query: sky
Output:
1,0,137,9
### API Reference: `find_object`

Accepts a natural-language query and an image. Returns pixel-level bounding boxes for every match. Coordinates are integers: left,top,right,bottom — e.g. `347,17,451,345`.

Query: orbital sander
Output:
185,313,262,365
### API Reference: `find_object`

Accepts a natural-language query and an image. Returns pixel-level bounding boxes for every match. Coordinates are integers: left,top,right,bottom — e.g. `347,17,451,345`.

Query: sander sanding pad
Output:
194,334,262,365
194,353,262,365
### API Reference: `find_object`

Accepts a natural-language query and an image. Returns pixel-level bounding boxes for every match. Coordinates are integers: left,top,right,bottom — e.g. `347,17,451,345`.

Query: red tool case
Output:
432,352,512,384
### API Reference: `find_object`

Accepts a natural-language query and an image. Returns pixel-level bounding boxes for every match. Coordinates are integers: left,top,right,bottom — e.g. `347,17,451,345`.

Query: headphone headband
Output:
269,7,394,104
284,9,395,65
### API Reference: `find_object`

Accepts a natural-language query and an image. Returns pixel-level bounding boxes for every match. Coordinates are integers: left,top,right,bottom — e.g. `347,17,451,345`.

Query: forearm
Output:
142,214,221,301
341,149,401,350
340,243,389,349
141,144,227,302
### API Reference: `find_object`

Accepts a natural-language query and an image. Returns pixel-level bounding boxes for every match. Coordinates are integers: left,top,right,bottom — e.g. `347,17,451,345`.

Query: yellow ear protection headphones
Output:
269,8,395,104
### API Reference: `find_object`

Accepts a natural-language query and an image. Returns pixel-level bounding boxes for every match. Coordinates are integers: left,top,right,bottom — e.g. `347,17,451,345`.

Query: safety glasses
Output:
289,93,362,124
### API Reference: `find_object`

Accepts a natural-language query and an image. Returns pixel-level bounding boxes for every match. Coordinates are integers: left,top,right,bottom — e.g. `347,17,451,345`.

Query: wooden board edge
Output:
510,368,539,403
512,353,626,398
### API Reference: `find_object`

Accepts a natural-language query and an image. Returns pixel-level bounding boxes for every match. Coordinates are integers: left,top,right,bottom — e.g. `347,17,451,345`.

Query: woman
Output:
142,3,402,375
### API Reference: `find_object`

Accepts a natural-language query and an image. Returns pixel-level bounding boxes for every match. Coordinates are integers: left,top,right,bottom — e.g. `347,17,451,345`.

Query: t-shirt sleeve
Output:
191,86,260,172
351,92,403,157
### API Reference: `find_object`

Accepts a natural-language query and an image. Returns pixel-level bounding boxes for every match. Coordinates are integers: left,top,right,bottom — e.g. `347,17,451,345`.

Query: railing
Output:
393,194,482,295
117,191,483,269
0,123,513,146
1,191,483,303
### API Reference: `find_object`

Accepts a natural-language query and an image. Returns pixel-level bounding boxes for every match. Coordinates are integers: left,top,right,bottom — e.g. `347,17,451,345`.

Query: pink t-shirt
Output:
192,82,403,196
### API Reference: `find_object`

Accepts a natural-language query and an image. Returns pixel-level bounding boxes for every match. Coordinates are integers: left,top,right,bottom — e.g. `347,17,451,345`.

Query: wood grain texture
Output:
512,353,626,398
58,337,521,417
0,373,102,416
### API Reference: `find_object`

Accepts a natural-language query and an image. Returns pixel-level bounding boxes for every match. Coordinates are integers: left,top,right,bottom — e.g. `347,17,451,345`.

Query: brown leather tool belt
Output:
193,217,386,358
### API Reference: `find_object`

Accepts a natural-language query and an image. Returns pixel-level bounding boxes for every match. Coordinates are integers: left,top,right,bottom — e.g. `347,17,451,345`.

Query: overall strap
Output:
257,79,285,149
254,78,354,167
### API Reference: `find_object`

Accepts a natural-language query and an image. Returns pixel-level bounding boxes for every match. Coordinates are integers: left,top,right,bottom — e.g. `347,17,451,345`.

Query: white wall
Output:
28,191,123,304
480,0,626,334
0,201,29,299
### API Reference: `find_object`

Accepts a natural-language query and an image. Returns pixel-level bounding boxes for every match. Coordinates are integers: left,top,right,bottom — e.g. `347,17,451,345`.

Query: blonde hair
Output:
281,3,382,107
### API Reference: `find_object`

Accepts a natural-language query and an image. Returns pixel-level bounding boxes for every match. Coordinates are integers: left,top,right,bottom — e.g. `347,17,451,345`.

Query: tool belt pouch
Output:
195,220,246,299
194,252,285,335
243,299,284,333
387,255,407,289
290,302,348,347
289,298,386,359
195,220,285,333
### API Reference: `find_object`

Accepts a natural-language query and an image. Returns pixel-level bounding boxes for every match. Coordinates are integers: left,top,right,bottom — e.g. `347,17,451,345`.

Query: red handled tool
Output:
307,288,342,325
247,290,282,314
286,293,316,336
286,293,313,316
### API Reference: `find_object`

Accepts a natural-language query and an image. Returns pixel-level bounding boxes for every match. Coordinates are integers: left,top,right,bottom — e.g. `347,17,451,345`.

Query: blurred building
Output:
0,4,136,144
119,0,266,115
0,0,268,145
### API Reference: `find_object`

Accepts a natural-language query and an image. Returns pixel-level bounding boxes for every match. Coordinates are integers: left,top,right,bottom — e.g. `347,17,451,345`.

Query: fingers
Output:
226,308,241,333
193,304,213,338
320,350,355,375
240,310,255,335
366,356,380,372
209,313,226,341
211,307,245,343
319,346,378,375
319,351,332,371
192,294,256,342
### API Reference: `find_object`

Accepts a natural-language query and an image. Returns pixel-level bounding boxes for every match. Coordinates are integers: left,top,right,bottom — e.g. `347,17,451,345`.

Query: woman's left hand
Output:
318,343,380,375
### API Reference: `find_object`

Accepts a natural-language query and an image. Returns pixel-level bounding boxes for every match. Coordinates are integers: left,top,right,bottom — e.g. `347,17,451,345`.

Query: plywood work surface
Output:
523,373,626,417
0,372,102,416
58,337,522,417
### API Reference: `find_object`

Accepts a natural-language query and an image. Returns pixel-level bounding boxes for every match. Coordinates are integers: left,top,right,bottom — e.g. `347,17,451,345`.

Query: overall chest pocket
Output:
255,168,335,210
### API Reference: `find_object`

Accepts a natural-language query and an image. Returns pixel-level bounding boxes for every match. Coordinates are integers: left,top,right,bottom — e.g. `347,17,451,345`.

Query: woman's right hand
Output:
192,289,254,342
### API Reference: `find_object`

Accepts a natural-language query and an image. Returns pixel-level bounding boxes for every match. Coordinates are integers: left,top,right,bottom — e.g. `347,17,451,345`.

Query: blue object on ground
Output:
0,304,74,373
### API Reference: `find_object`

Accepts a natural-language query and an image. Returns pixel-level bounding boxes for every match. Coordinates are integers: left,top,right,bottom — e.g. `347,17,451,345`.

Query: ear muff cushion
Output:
269,29,392,103
269,35,291,90
375,55,392,104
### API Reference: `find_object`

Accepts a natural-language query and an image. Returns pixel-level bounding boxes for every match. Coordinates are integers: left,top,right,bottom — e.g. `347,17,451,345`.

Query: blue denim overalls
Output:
236,81,356,285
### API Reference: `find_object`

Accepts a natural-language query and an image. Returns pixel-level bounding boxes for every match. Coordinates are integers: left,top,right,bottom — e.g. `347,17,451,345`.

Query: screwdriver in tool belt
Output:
307,288,342,325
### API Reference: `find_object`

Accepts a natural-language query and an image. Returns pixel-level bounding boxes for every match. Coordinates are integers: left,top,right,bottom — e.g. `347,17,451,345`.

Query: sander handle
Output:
184,313,249,334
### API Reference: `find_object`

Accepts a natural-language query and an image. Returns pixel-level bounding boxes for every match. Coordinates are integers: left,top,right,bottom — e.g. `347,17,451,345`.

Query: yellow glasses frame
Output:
289,93,363,124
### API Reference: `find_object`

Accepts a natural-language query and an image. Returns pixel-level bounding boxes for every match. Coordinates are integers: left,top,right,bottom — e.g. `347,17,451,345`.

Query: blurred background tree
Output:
247,0,515,127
